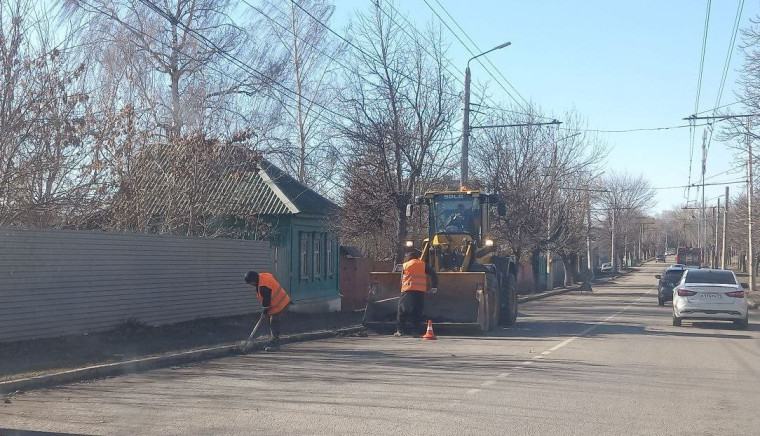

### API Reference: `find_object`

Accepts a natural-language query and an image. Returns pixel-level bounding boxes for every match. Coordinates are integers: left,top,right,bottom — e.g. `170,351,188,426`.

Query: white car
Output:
600,262,612,272
672,269,749,329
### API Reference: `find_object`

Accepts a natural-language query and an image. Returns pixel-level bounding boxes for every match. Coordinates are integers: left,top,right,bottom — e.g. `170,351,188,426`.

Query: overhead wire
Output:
78,0,346,137
701,0,745,168
651,179,746,191
688,0,713,204
135,0,354,125
425,0,530,109
558,123,709,134
286,0,462,99
379,0,555,123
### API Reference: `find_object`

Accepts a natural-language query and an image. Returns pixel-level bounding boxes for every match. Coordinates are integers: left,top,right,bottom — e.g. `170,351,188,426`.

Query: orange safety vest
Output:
256,272,291,315
401,259,428,292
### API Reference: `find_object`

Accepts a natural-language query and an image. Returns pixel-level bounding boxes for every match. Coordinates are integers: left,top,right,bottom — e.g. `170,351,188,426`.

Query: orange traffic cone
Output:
422,320,437,340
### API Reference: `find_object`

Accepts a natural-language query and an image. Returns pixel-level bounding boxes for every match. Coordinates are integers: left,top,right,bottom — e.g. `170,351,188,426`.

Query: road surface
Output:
2,262,759,435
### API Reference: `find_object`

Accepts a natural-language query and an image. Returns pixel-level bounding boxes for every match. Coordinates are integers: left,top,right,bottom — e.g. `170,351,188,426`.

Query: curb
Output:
0,325,365,396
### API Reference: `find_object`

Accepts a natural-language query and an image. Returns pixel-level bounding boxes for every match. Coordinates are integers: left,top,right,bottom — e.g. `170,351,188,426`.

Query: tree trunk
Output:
394,194,409,264
561,254,573,287
531,249,542,292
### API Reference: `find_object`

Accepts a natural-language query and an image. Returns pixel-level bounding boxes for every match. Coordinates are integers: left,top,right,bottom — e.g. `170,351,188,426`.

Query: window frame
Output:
313,234,323,278
326,238,334,277
300,233,309,279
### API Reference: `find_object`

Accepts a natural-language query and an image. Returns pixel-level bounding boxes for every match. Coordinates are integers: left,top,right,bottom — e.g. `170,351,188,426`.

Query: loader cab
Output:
431,194,482,240
420,189,501,245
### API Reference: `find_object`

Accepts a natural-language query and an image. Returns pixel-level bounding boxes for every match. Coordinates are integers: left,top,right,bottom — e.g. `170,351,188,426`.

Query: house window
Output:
326,239,334,276
300,233,309,279
314,234,323,278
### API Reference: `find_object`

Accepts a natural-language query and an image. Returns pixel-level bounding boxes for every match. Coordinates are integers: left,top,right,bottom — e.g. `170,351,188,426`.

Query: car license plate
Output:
699,293,721,299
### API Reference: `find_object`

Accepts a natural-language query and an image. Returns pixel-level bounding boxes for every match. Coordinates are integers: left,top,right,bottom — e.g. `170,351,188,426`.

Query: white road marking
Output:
545,292,651,353
465,288,653,397
549,337,577,351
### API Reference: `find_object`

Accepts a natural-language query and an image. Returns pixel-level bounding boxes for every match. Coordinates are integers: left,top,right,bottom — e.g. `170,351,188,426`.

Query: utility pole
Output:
461,42,511,188
713,203,719,269
611,205,617,273
461,66,471,187
701,129,707,255
721,186,729,269
683,113,759,277
586,189,593,281
547,208,552,291
748,117,755,291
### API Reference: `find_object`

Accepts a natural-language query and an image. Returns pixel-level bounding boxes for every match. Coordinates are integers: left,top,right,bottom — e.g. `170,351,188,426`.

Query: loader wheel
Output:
489,281,500,331
499,274,518,326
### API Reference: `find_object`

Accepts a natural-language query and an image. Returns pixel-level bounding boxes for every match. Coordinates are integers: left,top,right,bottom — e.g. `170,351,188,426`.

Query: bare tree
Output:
337,3,459,262
471,106,606,285
597,172,656,268
0,0,96,227
257,0,344,192
64,0,285,141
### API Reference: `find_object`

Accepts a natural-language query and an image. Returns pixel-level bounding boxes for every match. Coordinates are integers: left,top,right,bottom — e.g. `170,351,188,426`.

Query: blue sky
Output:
331,0,758,213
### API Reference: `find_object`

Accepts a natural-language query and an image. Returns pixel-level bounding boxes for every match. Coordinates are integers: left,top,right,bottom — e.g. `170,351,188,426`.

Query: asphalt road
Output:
2,262,760,435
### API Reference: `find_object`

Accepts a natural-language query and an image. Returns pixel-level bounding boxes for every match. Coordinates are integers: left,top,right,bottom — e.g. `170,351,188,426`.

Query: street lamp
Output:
461,41,511,188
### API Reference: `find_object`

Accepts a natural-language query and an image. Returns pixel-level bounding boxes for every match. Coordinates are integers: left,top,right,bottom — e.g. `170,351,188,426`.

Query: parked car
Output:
672,268,749,329
655,254,666,263
655,266,685,306
600,262,612,273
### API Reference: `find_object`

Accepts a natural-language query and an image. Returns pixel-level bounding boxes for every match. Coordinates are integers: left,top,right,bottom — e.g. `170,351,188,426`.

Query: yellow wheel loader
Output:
363,188,519,333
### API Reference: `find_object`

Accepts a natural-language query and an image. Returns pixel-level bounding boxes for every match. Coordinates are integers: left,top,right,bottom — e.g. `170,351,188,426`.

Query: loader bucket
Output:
363,271,493,334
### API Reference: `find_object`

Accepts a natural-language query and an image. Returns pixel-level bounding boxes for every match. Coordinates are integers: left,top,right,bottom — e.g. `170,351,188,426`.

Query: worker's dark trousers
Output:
396,290,425,335
269,304,289,345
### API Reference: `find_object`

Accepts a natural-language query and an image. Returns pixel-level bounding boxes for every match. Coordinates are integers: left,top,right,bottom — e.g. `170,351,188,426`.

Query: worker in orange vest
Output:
395,251,437,337
245,271,292,352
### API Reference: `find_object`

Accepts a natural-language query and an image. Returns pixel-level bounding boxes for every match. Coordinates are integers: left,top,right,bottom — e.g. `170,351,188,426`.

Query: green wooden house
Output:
255,160,341,312
123,144,341,312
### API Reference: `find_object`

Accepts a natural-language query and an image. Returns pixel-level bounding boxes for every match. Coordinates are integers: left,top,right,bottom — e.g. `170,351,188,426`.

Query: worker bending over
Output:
244,271,291,352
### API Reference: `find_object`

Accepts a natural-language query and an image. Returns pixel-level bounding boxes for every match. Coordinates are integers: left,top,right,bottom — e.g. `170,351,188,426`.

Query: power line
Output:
78,0,344,134
703,0,745,167
689,0,712,204
704,163,745,181
136,0,354,125
420,0,540,117
693,99,745,115
380,0,557,123
713,0,744,118
287,0,461,99
695,0,712,115
651,179,746,191
427,0,530,108
559,123,709,134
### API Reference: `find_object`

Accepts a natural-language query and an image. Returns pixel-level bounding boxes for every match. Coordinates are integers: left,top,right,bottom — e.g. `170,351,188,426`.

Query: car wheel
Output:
658,298,664,306
672,313,682,327
734,314,749,330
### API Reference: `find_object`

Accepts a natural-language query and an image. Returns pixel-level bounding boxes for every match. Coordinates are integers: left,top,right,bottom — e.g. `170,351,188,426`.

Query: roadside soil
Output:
0,311,363,382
